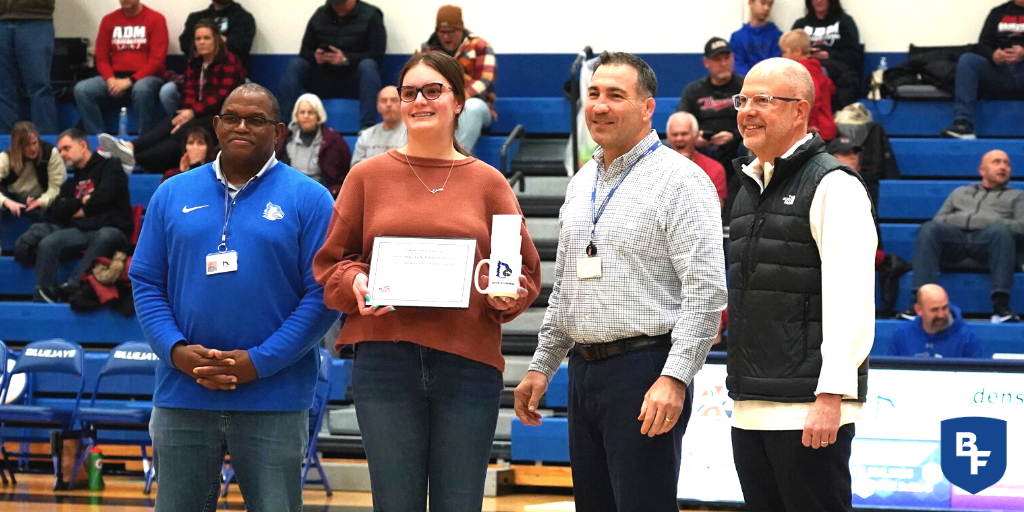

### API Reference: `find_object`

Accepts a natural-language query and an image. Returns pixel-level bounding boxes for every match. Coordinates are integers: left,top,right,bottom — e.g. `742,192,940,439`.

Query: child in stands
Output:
780,29,836,141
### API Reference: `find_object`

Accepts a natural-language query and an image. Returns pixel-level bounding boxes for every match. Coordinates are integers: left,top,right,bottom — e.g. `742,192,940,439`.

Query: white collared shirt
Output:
213,151,279,198
733,135,877,430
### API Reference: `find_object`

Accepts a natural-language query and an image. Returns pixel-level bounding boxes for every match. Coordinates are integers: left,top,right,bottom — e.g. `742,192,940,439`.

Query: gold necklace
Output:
405,154,455,194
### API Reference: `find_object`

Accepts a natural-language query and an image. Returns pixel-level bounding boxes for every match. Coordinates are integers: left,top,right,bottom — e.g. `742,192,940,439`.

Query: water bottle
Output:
869,57,889,101
118,107,128,137
87,447,104,490
877,57,888,73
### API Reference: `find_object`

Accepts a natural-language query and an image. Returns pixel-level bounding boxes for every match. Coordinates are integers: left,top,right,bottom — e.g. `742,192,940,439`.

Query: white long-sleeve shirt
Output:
732,135,877,430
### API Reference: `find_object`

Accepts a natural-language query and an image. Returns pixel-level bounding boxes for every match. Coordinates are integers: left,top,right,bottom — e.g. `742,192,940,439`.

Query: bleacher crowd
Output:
0,0,1023,511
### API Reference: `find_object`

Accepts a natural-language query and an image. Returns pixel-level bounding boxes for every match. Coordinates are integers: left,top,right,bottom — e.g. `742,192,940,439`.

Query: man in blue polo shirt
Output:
129,83,338,512
889,284,987,358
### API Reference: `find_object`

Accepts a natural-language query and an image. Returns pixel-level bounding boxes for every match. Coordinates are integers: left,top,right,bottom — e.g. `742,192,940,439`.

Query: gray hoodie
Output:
934,183,1024,235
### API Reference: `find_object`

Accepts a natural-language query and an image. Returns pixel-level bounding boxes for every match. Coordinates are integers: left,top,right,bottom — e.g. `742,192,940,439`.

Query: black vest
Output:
0,140,57,196
727,136,870,403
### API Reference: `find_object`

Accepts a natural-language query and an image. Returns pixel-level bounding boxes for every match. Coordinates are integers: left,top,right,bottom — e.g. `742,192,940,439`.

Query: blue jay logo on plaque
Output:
262,202,285,221
940,417,1007,494
496,261,513,278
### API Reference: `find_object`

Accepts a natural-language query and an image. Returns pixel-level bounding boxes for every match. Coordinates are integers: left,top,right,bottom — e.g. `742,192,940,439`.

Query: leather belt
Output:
574,332,672,361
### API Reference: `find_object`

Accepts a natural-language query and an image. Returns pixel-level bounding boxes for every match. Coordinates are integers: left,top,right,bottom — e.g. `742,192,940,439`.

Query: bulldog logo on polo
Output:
262,202,285,221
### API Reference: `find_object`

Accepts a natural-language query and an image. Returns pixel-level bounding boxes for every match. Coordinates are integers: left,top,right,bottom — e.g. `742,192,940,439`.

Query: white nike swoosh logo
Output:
182,205,209,213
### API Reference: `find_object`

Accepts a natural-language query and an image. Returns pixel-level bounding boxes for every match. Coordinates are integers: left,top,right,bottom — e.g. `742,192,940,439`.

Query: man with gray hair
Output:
666,111,726,206
728,58,875,511
514,51,726,511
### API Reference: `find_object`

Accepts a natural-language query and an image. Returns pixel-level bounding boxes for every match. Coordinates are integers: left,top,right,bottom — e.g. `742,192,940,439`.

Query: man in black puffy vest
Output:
727,58,875,512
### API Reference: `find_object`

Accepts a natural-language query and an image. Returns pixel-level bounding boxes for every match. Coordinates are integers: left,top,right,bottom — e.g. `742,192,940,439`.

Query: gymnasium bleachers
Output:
5,50,1024,480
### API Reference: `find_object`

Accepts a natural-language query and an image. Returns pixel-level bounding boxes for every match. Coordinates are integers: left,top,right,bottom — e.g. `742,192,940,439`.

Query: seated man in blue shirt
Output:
890,284,987,358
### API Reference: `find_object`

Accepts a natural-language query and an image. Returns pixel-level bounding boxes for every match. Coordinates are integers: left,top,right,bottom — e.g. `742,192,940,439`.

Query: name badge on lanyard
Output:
576,256,602,279
206,250,238,275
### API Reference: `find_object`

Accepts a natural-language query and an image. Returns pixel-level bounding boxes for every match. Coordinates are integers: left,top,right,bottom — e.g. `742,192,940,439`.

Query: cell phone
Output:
318,43,333,52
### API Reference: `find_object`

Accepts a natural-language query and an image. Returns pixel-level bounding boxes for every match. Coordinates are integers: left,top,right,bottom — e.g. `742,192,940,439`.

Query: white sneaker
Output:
98,133,135,169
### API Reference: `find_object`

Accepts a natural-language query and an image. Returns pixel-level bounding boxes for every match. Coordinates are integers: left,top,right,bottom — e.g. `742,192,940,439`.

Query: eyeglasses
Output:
399,83,453,103
217,113,276,129
732,94,802,111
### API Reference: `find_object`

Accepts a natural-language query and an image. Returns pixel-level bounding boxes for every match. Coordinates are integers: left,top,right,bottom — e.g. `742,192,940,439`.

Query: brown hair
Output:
7,121,39,173
397,52,469,156
182,125,218,164
192,19,226,63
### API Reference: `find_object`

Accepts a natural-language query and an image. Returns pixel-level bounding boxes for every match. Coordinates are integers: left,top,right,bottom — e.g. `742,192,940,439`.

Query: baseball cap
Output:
704,37,731,58
827,137,862,155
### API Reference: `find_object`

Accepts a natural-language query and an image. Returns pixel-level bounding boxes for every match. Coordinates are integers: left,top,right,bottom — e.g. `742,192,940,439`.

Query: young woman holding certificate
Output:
312,52,541,512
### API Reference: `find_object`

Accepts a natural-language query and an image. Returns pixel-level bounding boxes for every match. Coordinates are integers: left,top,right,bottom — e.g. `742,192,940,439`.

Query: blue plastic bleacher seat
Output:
864,100,1024,137
320,99,361,135
510,416,570,463
891,139,1024,178
878,180,970,221
873,319,1024,356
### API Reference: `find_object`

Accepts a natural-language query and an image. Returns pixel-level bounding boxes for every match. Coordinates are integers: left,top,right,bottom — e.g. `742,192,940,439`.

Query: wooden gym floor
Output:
0,473,730,511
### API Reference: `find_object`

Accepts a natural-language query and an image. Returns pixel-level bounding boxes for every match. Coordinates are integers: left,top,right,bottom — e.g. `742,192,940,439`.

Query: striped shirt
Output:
528,130,728,385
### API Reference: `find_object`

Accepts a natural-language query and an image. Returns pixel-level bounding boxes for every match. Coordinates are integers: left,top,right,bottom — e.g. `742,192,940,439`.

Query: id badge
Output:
206,250,238,275
576,256,602,279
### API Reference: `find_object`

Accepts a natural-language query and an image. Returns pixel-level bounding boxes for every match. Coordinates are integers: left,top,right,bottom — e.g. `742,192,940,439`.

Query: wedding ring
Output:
665,418,673,422
821,441,829,446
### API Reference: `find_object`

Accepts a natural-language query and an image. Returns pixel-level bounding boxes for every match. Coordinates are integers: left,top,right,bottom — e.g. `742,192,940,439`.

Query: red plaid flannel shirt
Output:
182,51,247,117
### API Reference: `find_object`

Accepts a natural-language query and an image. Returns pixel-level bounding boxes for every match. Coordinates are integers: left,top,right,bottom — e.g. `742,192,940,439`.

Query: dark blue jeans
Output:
0,20,58,133
352,341,502,512
73,74,164,134
150,407,308,512
953,52,1024,122
15,223,128,293
912,220,1018,296
278,57,381,128
568,344,693,512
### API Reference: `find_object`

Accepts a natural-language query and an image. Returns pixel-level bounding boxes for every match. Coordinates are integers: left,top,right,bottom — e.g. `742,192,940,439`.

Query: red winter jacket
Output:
799,58,837,141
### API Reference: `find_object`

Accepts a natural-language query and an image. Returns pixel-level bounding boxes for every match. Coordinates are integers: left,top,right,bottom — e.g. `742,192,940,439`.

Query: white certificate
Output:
366,237,477,308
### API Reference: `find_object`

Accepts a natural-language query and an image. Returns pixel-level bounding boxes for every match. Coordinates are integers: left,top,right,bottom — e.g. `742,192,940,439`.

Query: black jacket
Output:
792,12,862,75
977,1,1024,60
727,135,869,403
49,153,132,235
299,0,385,70
179,1,256,71
1,140,58,197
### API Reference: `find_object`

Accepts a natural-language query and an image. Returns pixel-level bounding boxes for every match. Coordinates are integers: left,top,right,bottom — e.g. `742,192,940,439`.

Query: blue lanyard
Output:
588,144,658,252
218,174,257,253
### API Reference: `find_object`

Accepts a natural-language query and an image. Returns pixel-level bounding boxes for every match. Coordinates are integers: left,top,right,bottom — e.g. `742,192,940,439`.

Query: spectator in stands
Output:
161,0,257,113
792,0,862,109
313,52,540,511
942,0,1024,139
73,0,167,135
275,93,351,197
279,0,385,130
100,20,246,174
160,125,217,182
515,52,725,512
15,128,130,303
890,284,987,358
420,5,496,152
0,121,66,238
351,85,406,165
729,58,874,511
130,84,339,512
730,0,783,76
828,135,860,171
780,29,836,141
0,0,57,134
909,150,1023,323
677,37,744,177
665,111,726,206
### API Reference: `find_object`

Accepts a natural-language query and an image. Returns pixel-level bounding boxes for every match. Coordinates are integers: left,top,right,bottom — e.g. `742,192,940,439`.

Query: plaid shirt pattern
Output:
182,51,247,117
455,36,497,118
528,131,728,385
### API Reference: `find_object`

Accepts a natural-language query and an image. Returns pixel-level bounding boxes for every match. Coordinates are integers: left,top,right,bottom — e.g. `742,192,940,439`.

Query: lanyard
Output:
587,144,658,255
218,175,257,253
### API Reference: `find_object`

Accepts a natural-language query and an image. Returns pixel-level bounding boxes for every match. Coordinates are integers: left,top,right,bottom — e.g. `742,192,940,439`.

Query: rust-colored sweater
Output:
312,149,541,372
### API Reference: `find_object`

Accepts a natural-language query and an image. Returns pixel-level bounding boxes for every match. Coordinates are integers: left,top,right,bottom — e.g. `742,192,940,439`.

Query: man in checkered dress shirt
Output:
515,52,726,511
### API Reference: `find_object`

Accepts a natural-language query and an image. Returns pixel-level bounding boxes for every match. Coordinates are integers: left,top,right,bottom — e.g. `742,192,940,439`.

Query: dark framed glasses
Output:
399,83,453,103
217,113,276,129
732,93,802,111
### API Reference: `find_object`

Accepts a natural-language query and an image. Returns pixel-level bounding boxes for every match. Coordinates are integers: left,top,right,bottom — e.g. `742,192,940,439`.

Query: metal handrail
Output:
501,124,527,192
566,46,593,173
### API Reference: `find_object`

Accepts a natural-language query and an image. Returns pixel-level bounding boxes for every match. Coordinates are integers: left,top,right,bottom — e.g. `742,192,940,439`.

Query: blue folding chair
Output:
0,339,85,489
72,341,158,493
0,340,8,485
221,347,334,496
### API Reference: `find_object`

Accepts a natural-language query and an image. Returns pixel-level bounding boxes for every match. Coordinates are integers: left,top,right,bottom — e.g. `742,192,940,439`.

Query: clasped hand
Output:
171,343,258,391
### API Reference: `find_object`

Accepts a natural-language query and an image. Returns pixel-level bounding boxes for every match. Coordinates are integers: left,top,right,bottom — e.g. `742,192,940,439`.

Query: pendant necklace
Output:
405,154,455,194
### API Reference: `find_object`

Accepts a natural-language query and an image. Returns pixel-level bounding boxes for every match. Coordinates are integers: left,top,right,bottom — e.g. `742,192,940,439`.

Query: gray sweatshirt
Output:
934,183,1024,235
